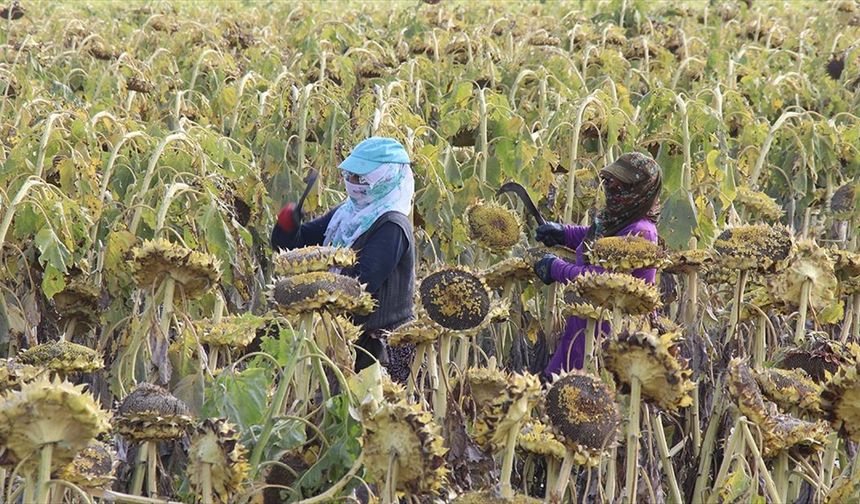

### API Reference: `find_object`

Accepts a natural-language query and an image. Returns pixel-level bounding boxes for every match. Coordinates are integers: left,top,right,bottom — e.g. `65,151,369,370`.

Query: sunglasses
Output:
342,171,365,184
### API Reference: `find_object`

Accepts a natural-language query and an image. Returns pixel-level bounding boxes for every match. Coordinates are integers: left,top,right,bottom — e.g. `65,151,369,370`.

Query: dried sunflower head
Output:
18,340,103,375
381,374,407,403
482,257,533,289
664,249,713,275
770,240,838,319
272,246,356,276
467,200,522,252
712,225,794,273
603,329,694,412
197,313,267,349
545,372,620,467
463,361,509,411
419,267,491,331
269,272,374,316
821,361,860,441
473,371,542,452
825,473,860,504
586,236,667,271
831,182,856,221
0,358,43,389
361,400,448,495
59,441,116,491
0,376,111,471
752,367,822,414
525,246,578,266
187,419,250,503
518,420,566,460
130,238,221,298
53,277,100,336
386,319,442,346
115,383,194,442
452,491,542,503
562,288,603,320
572,272,660,316
776,338,853,383
734,186,784,220
828,248,860,279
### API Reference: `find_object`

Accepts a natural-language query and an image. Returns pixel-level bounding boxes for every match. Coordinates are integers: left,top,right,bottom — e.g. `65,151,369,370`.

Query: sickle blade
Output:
297,168,319,214
497,181,546,225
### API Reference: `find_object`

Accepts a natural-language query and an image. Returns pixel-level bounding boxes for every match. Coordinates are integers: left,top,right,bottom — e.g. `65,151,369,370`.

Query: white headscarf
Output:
323,163,414,248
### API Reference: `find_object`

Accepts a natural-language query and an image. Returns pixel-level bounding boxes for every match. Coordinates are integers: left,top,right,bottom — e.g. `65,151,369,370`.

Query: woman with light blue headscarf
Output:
271,137,416,382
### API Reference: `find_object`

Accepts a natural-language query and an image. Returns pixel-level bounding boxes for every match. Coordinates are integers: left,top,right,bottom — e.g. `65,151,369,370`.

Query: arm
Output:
563,225,590,250
350,222,408,294
549,260,605,283
270,211,333,251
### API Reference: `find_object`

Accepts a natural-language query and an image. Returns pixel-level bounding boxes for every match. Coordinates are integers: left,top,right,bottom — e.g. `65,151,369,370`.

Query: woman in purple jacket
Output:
532,152,663,376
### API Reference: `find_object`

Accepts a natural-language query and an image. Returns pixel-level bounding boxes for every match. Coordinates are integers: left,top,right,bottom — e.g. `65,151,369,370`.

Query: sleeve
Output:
352,222,409,294
563,225,590,250
270,211,333,251
549,259,605,283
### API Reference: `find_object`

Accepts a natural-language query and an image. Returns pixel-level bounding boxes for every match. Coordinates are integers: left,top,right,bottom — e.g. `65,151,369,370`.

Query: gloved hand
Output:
534,254,558,285
277,202,303,233
535,222,566,247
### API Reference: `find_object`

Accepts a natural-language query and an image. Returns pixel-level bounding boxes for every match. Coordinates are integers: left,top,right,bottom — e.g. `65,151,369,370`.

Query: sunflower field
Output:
0,0,859,502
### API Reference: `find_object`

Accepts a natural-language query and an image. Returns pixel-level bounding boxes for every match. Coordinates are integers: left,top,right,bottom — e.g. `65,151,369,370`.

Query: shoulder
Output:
364,213,413,243
622,219,658,242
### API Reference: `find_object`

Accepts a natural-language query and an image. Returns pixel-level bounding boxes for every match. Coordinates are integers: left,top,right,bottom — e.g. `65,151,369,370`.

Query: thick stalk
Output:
754,312,767,369
650,412,682,504
691,387,725,504
499,422,521,499
774,452,789,503
200,463,213,504
146,441,158,496
821,432,839,487
794,280,811,344
546,457,560,499
382,452,398,504
690,385,701,456
131,443,148,495
611,306,623,337
740,423,781,503
684,269,699,328
624,377,642,504
435,334,452,423
427,343,440,413
584,318,597,373
552,451,576,502
34,444,53,504
726,270,749,344
713,417,743,492
851,292,860,341
478,88,488,183
605,445,617,501
407,343,426,400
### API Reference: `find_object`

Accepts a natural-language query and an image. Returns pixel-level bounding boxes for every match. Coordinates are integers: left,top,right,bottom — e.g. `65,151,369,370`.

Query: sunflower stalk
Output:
131,442,148,496
774,451,789,503
584,318,597,373
740,422,781,503
499,421,521,500
200,463,213,504
33,443,53,504
691,387,725,504
794,280,811,344
624,376,642,504
407,343,427,400
146,441,158,496
821,432,839,487
382,452,399,504
552,449,576,502
726,270,749,344
649,412,682,504
754,312,767,369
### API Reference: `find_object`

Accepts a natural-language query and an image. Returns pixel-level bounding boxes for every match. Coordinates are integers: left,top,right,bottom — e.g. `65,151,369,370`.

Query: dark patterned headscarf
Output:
587,152,662,240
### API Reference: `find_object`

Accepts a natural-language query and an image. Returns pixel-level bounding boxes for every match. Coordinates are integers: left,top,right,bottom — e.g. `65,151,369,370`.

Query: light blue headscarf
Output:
323,163,414,247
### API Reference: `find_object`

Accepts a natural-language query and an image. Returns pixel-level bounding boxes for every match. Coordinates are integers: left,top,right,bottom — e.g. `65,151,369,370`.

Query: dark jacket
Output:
270,209,416,333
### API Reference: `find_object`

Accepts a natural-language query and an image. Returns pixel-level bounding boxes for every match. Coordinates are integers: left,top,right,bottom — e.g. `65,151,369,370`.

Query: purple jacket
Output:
545,219,658,376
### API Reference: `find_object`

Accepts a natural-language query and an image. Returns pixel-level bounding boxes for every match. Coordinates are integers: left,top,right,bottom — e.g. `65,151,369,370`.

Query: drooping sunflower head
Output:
776,337,853,383
473,371,542,452
820,361,860,441
19,340,103,375
562,288,604,320
361,400,448,495
572,272,660,316
482,257,534,289
467,200,523,252
463,362,509,411
518,420,566,460
664,249,714,275
752,367,822,414
272,246,357,276
0,376,111,471
187,419,250,503
545,372,620,467
197,313,268,349
52,277,100,336
59,440,116,491
115,383,194,442
603,329,694,412
586,235,667,271
386,319,442,346
830,182,856,221
734,186,784,221
727,359,769,425
713,224,794,273
130,239,221,298
419,267,491,331
0,358,43,389
770,240,838,317
269,272,375,316
828,248,860,281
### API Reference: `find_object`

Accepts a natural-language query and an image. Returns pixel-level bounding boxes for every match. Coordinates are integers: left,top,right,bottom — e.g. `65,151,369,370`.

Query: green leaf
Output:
659,191,698,250
34,227,70,273
203,366,271,429
41,264,66,299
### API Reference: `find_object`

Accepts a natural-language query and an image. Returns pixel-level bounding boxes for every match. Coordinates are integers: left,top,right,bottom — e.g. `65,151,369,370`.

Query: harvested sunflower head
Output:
712,224,794,273
664,249,713,275
562,288,603,320
776,338,853,383
115,383,194,442
821,361,860,441
473,371,542,452
518,420,566,460
361,400,448,495
752,367,822,414
482,257,533,289
130,239,221,298
197,313,267,349
269,272,374,316
272,246,356,276
545,372,620,467
467,200,522,252
0,376,110,471
603,329,694,412
386,319,442,346
572,272,660,316
19,340,103,375
770,240,838,318
734,186,784,220
59,440,116,491
419,267,491,331
187,419,250,503
586,235,667,271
